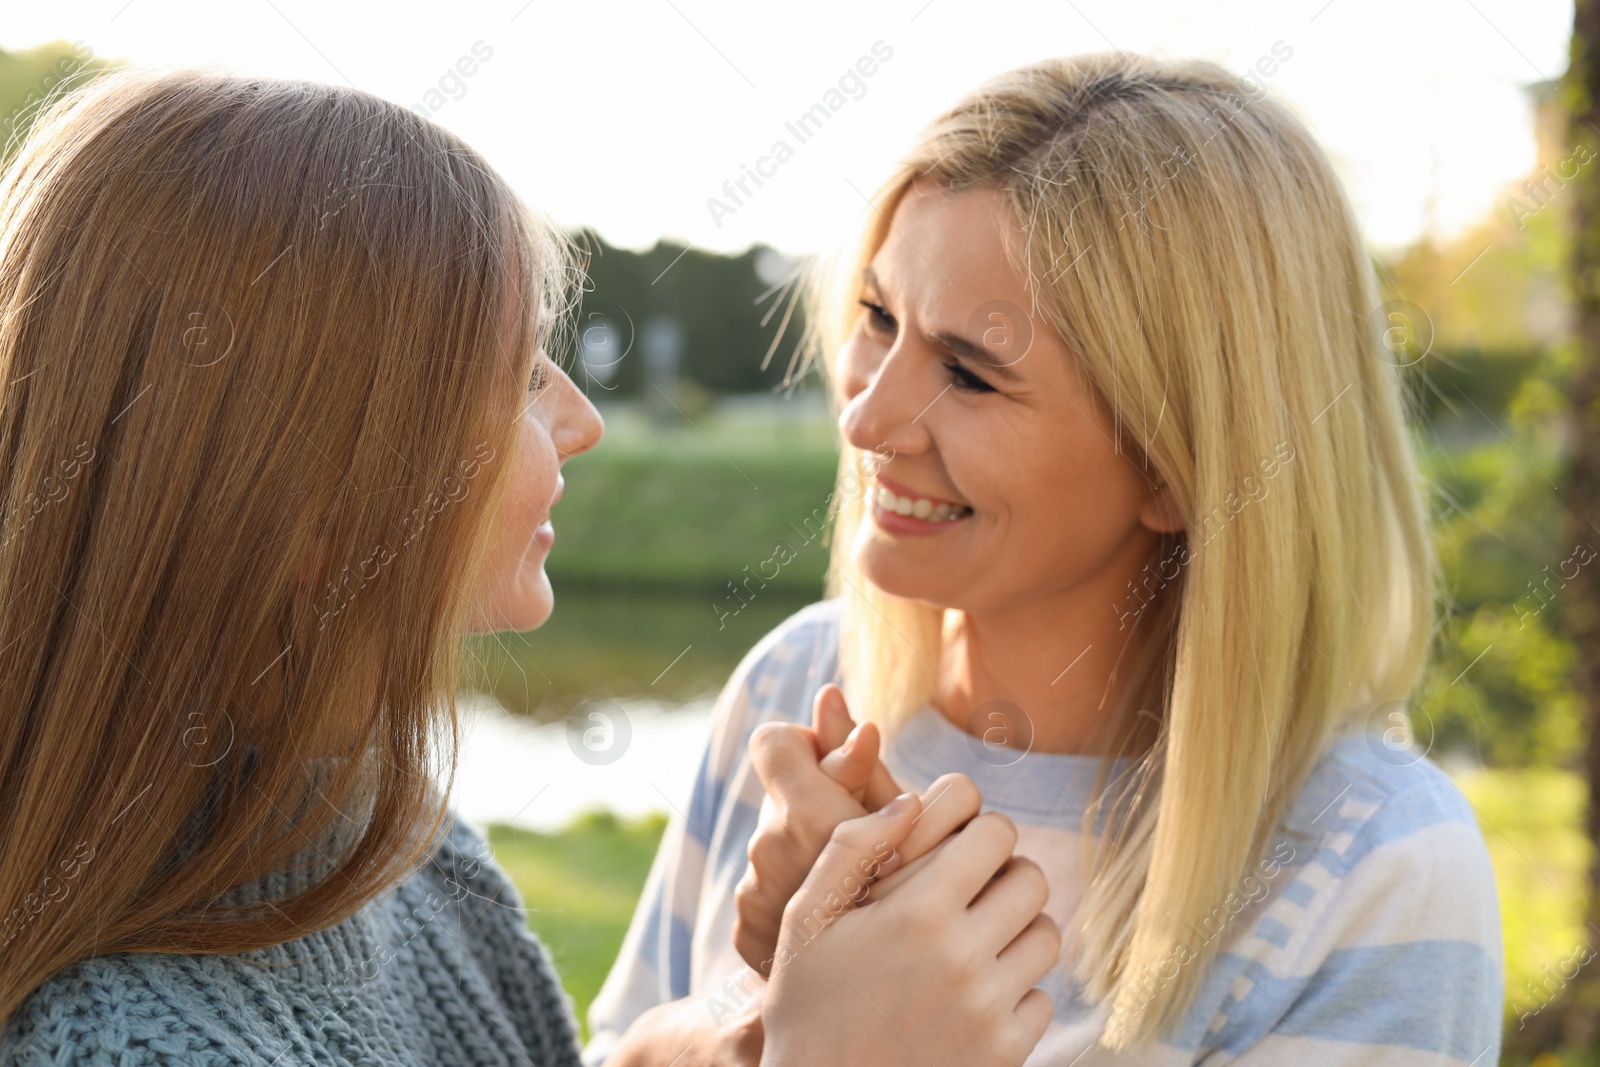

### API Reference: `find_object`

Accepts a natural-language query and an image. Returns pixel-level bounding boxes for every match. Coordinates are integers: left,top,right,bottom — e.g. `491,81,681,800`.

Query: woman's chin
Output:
855,544,952,609
512,567,555,632
463,565,553,635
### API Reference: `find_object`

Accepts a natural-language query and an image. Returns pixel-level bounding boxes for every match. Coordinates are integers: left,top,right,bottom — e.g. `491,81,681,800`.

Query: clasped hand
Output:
737,684,1060,1067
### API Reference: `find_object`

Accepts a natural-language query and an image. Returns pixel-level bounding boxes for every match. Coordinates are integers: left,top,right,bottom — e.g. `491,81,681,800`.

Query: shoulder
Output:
1187,735,1503,1059
420,806,513,906
703,598,844,764
401,811,584,1061
1285,736,1503,980
415,809,570,987
726,597,843,705
2,816,581,1067
1281,734,1497,890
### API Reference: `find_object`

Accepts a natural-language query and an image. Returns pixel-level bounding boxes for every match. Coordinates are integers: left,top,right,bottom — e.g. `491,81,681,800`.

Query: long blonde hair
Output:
813,52,1437,1045
0,68,573,1020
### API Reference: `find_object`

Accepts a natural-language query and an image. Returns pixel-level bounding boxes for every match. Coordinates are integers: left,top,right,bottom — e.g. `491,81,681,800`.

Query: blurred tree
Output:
0,38,115,158
1379,74,1585,775
1382,80,1570,428
563,230,818,400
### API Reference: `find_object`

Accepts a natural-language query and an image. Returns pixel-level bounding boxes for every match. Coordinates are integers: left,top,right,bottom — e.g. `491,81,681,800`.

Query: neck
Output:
932,544,1177,758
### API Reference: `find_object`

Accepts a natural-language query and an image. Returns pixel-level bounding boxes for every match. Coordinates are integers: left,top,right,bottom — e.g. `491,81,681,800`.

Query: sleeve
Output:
1206,775,1505,1066
581,603,839,1067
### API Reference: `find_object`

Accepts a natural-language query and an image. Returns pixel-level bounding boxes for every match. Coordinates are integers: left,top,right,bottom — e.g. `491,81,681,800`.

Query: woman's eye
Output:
943,360,996,394
858,299,896,335
528,355,551,392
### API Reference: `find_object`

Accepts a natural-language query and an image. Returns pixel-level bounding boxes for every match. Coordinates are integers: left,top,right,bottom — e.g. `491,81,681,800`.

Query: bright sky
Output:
2,0,1576,258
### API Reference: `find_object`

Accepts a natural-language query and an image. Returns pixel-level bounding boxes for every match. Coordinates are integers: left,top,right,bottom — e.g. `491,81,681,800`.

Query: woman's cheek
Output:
512,431,553,517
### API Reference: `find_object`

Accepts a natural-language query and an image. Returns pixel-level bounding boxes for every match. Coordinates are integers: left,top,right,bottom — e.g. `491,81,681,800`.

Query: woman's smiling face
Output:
837,180,1183,618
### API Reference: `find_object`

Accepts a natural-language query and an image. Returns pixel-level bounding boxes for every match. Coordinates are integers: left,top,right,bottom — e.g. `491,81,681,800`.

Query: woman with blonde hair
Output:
0,67,1060,1066
590,51,1504,1064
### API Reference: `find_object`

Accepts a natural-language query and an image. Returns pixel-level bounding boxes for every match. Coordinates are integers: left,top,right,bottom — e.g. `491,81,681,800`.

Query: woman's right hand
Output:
760,795,1059,1067
735,684,983,975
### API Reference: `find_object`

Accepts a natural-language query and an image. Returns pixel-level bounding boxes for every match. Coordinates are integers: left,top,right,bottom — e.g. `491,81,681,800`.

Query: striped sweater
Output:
585,597,1504,1065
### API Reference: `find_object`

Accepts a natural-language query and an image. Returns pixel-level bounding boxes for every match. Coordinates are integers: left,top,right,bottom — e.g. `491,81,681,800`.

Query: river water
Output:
451,690,714,831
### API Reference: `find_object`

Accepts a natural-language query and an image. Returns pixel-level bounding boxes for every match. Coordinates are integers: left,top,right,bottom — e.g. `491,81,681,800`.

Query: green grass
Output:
542,413,842,591
1458,768,1591,1061
490,767,1598,1060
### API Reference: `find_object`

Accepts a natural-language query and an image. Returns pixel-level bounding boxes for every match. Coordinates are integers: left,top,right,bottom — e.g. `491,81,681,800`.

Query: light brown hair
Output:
0,67,572,1019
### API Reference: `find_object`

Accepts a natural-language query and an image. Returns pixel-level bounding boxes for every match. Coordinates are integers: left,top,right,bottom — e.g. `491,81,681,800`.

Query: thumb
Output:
817,726,909,811
780,792,921,942
810,683,854,756
817,720,882,798
814,685,903,809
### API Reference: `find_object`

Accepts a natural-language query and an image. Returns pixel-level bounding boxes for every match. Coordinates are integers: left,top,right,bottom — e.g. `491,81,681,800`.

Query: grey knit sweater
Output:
0,810,586,1066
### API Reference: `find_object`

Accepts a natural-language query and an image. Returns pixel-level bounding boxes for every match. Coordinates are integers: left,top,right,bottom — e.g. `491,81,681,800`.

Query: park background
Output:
2,0,1595,1059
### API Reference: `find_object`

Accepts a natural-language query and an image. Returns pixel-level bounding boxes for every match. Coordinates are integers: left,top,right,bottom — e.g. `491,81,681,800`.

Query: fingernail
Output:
842,722,863,753
880,792,915,817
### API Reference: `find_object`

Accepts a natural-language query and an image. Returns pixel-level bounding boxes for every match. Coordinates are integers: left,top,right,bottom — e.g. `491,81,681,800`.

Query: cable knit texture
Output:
0,808,585,1066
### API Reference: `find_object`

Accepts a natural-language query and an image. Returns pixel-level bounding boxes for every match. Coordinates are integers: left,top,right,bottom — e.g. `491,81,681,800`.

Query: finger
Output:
995,912,1063,1005
915,811,1019,910
732,874,785,975
749,722,868,867
863,834,953,902
749,720,846,806
969,855,1051,951
1014,987,1055,1051
811,683,853,756
781,792,922,943
812,686,902,810
817,720,882,799
859,757,906,812
862,773,981,901
897,772,981,865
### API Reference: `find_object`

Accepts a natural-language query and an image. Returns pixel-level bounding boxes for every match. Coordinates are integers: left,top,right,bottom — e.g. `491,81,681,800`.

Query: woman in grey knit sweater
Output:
0,68,1056,1067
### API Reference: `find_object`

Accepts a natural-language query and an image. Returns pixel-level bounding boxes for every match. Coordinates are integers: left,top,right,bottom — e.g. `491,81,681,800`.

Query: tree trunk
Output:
1561,0,1600,1051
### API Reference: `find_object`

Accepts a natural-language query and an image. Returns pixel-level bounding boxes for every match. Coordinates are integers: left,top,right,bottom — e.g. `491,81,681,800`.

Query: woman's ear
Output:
1139,481,1185,535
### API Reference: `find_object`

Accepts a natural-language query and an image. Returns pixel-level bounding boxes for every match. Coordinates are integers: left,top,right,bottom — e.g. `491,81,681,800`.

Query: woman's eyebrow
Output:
927,328,1025,382
862,264,1024,382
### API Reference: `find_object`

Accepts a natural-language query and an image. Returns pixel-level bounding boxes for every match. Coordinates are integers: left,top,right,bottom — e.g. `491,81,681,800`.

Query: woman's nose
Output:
837,341,931,457
551,367,604,460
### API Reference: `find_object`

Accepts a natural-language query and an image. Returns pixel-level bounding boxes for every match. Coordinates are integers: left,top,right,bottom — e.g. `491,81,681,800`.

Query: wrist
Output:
606,992,763,1067
719,1001,765,1067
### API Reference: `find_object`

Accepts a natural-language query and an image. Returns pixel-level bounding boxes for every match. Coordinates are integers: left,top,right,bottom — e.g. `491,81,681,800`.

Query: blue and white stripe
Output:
583,598,1504,1065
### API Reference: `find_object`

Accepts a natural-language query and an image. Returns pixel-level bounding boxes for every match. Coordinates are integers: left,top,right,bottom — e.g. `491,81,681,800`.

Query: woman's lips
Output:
869,474,972,535
532,476,563,551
